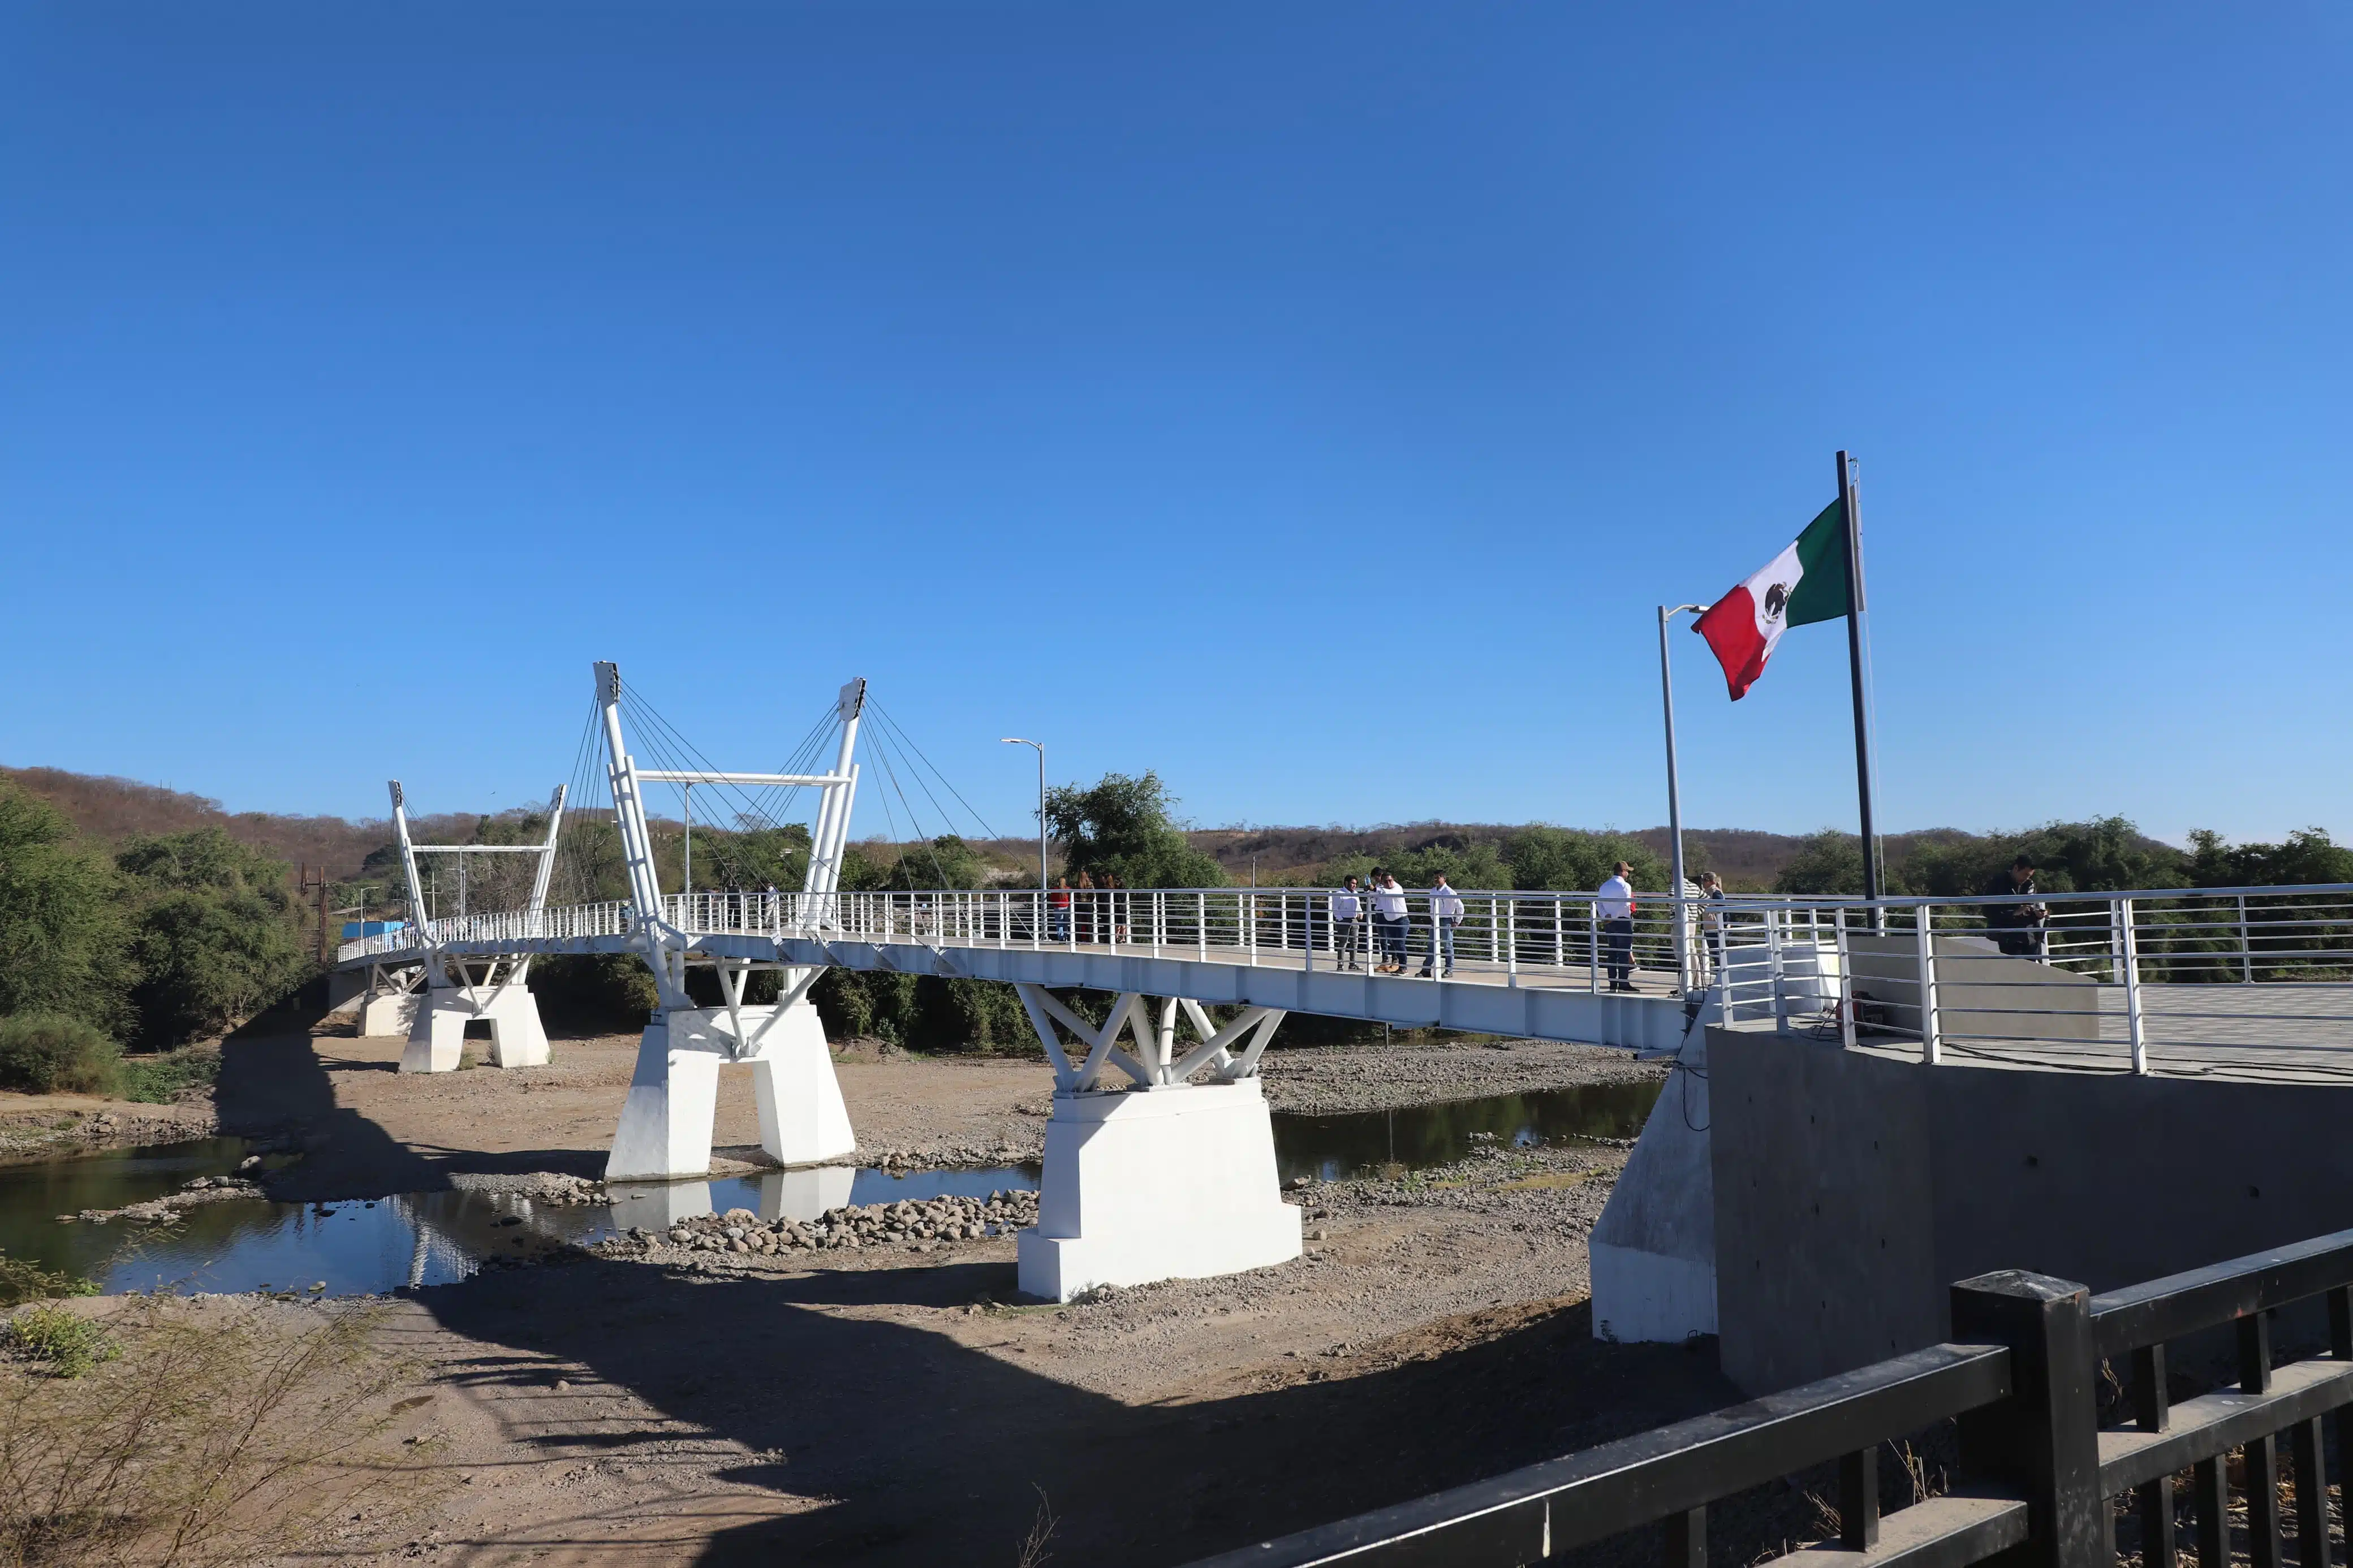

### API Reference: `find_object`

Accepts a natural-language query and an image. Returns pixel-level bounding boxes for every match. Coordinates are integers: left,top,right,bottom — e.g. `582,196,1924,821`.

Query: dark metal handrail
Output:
2087,1224,2353,1358
1186,1228,2353,1568
1183,1345,2011,1567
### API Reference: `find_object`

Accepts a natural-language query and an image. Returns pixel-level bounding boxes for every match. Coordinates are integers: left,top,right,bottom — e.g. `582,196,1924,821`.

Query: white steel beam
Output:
635,770,852,787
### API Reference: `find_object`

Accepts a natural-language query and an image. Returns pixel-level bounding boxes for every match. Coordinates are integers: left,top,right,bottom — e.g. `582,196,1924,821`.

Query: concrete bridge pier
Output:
604,998,855,1182
1012,986,1303,1302
327,962,426,1038
400,978,552,1073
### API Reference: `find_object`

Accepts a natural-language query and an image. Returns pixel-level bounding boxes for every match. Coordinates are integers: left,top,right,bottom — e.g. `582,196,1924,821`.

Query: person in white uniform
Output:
1597,862,1637,992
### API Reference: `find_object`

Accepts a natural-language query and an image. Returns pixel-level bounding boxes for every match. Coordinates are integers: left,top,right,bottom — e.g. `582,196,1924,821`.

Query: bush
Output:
0,1254,94,1311
2,1304,117,1378
0,1014,122,1096
114,1046,218,1105
0,1297,425,1563
532,954,657,1033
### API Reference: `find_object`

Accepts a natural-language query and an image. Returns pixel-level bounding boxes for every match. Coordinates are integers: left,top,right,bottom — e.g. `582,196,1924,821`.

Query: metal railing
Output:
1180,1225,2353,1568
334,882,2353,1075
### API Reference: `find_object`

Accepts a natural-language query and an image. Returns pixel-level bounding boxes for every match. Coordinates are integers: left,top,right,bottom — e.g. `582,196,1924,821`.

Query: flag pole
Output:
1836,450,1881,920
1658,602,1708,988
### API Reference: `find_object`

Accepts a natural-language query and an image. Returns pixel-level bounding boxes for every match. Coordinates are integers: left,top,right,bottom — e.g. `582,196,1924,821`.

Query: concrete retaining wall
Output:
1710,1025,2353,1393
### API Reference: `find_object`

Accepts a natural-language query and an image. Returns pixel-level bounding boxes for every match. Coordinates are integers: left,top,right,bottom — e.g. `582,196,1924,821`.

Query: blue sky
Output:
3,2,2347,848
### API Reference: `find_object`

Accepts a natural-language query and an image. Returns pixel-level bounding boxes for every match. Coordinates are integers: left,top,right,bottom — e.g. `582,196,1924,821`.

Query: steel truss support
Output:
1012,986,1286,1094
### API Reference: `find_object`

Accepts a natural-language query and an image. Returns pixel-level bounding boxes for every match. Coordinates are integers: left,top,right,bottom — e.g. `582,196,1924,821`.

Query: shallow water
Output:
0,1141,1040,1298
1268,1078,1665,1183
2,1078,1664,1297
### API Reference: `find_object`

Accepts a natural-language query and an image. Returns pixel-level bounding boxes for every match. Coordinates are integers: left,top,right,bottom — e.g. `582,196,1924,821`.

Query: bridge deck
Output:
343,922,2353,1084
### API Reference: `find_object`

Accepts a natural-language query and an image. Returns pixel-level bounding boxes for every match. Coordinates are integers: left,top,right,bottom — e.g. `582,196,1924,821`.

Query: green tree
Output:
1045,772,1225,888
117,828,312,1045
881,835,989,891
0,783,133,1036
2186,827,2353,888
1773,830,1867,895
1503,826,1669,892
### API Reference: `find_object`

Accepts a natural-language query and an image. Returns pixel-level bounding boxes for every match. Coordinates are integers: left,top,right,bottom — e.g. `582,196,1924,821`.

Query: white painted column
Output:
605,1015,725,1180
749,1001,856,1167
1016,1079,1302,1303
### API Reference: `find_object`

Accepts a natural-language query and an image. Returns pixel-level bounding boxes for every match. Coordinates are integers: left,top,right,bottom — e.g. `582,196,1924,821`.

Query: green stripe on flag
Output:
1785,499,1850,627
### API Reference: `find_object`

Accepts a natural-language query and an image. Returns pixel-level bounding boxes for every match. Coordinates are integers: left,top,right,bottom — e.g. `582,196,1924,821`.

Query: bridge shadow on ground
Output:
419,1254,1760,1567
213,1008,605,1203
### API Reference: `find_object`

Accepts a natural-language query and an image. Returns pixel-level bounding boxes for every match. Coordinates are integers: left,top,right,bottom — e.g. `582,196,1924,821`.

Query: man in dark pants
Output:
1598,861,1636,991
1983,854,2049,958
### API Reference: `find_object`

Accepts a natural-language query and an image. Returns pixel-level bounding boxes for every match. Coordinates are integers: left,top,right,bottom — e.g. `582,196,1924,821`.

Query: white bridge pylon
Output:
1011,987,1302,1300
598,660,864,1180
388,779,568,1072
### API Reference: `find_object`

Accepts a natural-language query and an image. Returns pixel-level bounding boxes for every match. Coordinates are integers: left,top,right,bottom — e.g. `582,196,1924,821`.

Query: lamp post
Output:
1001,738,1047,893
1658,603,1710,989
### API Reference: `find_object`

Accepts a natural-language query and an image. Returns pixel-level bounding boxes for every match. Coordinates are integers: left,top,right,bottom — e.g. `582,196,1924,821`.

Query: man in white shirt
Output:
1419,873,1465,978
1369,870,1410,974
1597,862,1637,992
1329,876,1364,971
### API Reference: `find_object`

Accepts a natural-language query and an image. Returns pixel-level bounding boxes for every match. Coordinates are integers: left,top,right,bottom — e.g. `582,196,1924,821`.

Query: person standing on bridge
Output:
1369,870,1410,974
1050,876,1072,944
1598,862,1637,992
1075,871,1096,943
1982,855,2049,959
1419,874,1464,978
1330,876,1364,970
1699,871,1727,985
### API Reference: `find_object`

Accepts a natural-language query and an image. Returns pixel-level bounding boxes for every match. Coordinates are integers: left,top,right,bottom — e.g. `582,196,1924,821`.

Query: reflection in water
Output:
2,1082,1663,1297
1269,1079,1665,1183
1,1142,1046,1298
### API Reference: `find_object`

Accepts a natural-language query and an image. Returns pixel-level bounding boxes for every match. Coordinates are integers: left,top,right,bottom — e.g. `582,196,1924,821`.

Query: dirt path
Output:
311,1137,1735,1567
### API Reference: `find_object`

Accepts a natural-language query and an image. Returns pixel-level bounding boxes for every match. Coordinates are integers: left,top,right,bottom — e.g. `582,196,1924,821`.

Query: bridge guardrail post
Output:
1588,901,1600,993
2121,897,2148,1074
2237,893,2253,983
1915,903,1941,1065
1951,1269,2105,1568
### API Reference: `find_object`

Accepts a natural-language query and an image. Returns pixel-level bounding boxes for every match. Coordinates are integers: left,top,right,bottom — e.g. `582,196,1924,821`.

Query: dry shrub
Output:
0,1296,424,1567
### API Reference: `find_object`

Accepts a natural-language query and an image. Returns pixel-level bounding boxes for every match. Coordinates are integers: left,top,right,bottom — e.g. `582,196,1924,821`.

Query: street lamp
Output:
1658,603,1710,990
1001,738,1047,893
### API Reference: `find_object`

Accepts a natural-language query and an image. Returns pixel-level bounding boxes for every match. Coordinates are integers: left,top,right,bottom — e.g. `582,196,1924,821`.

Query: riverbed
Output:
4,1078,1662,1297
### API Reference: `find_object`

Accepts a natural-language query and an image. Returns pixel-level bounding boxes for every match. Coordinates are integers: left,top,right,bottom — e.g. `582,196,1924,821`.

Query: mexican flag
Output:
1692,499,1851,700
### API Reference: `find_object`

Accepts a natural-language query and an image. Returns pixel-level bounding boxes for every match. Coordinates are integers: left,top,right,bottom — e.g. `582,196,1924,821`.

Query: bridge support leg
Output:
749,1001,855,1168
607,1013,726,1180
478,985,551,1068
360,965,423,1038
604,1002,855,1181
398,980,551,1072
1018,1079,1302,1302
400,988,467,1074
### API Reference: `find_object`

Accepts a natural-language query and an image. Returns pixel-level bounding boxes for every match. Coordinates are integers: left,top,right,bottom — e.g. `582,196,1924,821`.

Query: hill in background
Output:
0,766,506,879
3,763,2194,894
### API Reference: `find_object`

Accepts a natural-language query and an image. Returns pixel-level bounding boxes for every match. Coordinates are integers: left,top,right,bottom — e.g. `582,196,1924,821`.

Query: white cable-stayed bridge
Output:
332,663,2353,1304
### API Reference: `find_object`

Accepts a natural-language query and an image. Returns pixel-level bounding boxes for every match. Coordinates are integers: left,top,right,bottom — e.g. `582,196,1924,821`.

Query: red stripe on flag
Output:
1693,588,1770,700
